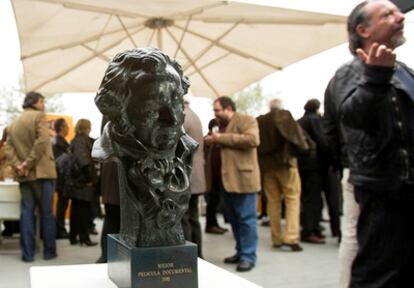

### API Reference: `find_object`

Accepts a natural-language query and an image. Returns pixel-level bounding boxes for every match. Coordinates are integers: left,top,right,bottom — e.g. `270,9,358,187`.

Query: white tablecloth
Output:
0,181,20,220
30,258,262,288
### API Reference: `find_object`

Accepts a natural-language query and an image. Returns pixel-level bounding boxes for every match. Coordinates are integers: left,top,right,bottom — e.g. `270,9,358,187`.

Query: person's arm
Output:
340,44,396,129
308,116,330,156
5,133,20,170
25,113,51,170
216,116,260,149
340,64,393,129
274,110,309,152
323,77,343,170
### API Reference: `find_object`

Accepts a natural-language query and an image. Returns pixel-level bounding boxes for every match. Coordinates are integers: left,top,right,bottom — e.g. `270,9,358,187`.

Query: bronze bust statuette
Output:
93,47,197,248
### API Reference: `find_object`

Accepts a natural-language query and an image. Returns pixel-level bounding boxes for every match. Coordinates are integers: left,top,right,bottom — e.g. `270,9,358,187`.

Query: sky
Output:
1,0,413,137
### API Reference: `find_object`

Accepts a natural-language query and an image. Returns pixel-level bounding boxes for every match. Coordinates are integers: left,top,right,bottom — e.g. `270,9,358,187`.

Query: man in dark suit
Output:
298,99,341,243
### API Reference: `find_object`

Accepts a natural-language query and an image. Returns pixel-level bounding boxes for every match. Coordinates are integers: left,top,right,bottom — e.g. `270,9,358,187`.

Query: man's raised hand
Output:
356,43,396,67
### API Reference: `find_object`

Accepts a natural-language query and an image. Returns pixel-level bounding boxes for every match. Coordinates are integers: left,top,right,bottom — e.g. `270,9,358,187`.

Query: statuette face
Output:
92,47,196,247
127,67,185,151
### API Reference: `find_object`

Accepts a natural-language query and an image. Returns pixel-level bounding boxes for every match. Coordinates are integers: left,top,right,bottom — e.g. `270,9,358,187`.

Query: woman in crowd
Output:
67,119,97,247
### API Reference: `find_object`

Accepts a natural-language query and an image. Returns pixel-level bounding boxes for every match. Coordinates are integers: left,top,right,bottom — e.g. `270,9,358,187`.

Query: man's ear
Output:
356,23,371,40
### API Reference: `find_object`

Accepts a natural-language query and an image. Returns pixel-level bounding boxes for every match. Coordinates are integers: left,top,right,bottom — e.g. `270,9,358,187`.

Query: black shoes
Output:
224,255,255,272
22,254,57,262
69,239,79,245
80,240,98,247
274,243,304,252
205,226,228,234
56,231,69,239
43,253,58,260
224,254,240,264
301,235,326,244
280,243,303,252
96,257,106,263
236,260,255,272
21,256,33,263
71,238,97,246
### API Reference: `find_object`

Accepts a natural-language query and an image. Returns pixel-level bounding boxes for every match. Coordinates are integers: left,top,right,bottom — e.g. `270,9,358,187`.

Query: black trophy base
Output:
107,234,198,288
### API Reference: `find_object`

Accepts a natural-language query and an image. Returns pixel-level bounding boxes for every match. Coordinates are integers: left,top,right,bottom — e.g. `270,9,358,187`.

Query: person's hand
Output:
204,133,220,145
356,43,396,67
16,161,29,177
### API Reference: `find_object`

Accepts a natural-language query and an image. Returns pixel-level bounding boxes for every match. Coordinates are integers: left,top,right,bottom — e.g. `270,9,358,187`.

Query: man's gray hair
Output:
347,1,371,55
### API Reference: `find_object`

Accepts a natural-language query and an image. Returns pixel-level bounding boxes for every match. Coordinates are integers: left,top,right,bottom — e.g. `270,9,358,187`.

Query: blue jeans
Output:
223,191,258,264
20,180,56,261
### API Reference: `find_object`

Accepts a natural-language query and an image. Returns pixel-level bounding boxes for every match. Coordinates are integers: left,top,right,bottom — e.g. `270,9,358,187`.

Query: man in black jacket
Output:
298,99,340,244
325,1,414,287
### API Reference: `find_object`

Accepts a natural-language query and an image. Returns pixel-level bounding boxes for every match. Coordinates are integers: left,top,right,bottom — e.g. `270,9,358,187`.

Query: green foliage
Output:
0,74,64,128
44,93,64,114
231,82,265,116
0,86,24,127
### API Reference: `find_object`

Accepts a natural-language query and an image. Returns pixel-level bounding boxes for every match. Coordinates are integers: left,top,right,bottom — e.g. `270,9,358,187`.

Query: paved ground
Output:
0,217,339,288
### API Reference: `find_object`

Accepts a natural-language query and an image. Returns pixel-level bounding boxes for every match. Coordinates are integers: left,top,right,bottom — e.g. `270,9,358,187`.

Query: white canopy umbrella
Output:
12,0,347,98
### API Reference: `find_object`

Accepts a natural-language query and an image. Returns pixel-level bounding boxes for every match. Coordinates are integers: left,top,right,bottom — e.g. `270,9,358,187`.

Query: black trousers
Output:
69,199,91,243
56,190,69,235
321,168,341,237
299,169,323,237
181,195,203,258
205,177,222,228
350,186,414,288
99,204,120,262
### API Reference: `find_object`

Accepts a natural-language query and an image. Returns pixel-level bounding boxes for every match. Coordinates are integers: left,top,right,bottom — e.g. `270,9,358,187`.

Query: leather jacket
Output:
325,57,414,193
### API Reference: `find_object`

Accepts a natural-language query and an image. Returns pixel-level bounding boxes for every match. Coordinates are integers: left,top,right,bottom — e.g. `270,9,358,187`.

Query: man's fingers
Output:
378,46,396,66
363,43,396,67
386,48,396,62
367,43,380,63
356,48,368,62
376,44,387,58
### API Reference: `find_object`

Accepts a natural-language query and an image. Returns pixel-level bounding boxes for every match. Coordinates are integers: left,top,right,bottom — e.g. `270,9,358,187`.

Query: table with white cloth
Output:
0,181,20,244
30,259,263,288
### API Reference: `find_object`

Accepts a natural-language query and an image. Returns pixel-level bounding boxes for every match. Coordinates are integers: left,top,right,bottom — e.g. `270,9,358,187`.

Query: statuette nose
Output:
158,106,177,126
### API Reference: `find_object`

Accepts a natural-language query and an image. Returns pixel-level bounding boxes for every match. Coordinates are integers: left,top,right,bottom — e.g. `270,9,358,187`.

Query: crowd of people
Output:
0,1,413,287
199,96,341,273
1,92,102,262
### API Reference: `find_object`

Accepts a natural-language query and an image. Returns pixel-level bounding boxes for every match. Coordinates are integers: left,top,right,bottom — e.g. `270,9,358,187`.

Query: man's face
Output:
34,97,45,111
127,64,184,151
362,0,405,49
213,101,230,124
61,121,69,137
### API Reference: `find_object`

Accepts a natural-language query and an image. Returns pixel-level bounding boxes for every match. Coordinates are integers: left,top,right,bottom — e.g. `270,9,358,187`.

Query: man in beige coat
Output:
6,92,57,262
204,96,260,272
